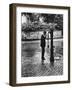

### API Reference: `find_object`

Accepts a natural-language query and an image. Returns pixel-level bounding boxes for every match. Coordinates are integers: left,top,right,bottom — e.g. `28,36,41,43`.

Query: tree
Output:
54,14,63,30
41,14,56,23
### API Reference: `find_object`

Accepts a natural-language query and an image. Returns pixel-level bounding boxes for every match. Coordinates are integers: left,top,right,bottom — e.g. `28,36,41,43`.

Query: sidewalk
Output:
21,45,63,77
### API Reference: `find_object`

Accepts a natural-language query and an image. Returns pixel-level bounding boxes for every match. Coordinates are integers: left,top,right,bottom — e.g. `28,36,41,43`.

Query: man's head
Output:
43,31,46,35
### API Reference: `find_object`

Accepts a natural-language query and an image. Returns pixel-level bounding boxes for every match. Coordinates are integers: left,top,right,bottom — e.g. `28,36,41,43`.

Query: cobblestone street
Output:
21,39,63,77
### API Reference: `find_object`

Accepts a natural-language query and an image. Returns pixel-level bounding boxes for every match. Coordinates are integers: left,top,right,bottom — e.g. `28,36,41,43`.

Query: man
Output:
40,31,46,61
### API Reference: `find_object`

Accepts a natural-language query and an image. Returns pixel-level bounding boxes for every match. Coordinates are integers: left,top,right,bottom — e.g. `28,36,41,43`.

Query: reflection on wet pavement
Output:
21,40,63,77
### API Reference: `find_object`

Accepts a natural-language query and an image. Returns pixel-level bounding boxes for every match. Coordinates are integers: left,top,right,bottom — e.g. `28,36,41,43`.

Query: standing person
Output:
40,31,46,62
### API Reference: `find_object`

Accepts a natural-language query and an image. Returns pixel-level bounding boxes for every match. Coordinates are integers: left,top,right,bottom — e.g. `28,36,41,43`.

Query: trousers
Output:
41,47,45,60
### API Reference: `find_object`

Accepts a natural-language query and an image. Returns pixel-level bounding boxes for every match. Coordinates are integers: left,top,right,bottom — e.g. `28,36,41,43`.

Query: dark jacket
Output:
40,34,46,47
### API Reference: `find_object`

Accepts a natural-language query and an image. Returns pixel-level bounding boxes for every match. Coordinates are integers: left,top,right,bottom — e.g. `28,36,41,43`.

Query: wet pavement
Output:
21,39,63,77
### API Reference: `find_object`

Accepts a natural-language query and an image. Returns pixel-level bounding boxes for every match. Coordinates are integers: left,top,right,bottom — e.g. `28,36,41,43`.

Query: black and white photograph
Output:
21,13,63,77
9,4,70,86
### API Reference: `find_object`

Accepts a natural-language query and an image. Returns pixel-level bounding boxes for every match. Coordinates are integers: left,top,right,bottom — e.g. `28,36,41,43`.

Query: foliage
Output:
22,13,63,31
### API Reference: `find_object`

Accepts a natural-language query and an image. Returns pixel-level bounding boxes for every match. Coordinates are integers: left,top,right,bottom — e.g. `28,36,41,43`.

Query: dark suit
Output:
40,34,46,60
